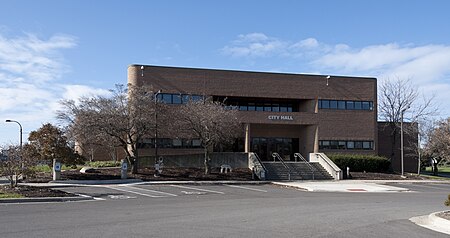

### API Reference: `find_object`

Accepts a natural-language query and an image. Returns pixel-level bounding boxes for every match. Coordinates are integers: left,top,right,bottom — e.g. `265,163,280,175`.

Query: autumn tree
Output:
57,84,159,174
424,117,450,175
173,99,241,174
378,78,437,165
27,123,84,166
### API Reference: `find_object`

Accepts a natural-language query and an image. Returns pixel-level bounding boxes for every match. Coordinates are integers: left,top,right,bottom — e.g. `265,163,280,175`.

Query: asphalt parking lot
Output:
57,183,284,201
1,182,449,238
54,182,450,202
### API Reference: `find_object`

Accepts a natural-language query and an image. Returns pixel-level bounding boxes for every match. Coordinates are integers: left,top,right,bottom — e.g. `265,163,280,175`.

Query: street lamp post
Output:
5,120,22,149
154,90,162,166
400,107,409,177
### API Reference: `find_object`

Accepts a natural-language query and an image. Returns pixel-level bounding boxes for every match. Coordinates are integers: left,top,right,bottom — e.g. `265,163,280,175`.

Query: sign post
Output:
53,159,61,181
121,159,128,179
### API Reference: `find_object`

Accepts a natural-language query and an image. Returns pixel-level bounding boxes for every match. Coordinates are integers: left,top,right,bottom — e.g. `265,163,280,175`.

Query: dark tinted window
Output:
330,100,338,109
362,101,370,110
346,101,354,110
338,101,346,109
162,94,172,104
191,95,203,101
182,95,190,103
172,94,182,104
272,104,280,112
321,100,330,109
248,103,255,111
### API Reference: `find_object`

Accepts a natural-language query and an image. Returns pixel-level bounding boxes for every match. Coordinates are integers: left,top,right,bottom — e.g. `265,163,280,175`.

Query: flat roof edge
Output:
128,64,377,80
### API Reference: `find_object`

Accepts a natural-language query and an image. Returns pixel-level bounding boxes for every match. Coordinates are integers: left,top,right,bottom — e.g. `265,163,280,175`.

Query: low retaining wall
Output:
138,152,248,168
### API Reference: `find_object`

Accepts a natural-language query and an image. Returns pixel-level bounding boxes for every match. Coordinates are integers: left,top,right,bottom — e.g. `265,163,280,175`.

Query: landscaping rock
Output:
80,167,98,174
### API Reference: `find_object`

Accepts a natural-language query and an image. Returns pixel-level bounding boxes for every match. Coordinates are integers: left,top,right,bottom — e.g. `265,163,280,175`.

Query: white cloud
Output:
222,33,450,117
0,33,107,145
62,84,111,101
0,33,76,83
221,33,286,57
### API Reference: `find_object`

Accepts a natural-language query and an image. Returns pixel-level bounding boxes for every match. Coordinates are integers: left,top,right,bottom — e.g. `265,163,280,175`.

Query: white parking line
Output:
126,185,178,197
170,185,225,194
106,186,166,198
225,185,268,193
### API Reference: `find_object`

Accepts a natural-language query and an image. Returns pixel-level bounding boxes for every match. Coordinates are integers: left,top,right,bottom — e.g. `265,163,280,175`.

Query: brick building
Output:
127,65,392,164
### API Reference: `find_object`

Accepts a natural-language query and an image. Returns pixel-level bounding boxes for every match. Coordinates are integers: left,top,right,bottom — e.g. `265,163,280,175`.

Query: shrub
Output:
328,154,391,172
86,161,121,168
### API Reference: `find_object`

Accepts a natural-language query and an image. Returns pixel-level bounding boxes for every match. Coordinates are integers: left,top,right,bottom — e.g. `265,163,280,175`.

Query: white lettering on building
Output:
267,115,294,121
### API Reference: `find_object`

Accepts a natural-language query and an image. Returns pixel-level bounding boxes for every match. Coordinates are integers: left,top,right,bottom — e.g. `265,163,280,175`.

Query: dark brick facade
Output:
377,122,419,173
128,65,379,161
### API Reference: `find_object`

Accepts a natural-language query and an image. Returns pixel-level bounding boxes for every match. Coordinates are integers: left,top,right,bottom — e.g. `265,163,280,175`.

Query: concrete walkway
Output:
274,181,408,192
410,211,450,235
273,179,450,192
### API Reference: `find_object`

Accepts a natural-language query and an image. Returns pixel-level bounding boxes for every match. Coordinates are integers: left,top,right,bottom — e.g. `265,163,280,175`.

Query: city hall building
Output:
128,65,381,164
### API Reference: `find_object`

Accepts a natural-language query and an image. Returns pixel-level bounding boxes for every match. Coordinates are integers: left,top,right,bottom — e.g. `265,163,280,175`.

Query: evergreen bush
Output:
328,154,391,172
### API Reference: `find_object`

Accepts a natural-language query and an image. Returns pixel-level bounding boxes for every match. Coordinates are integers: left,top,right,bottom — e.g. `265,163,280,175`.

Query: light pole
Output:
400,106,409,177
154,90,162,165
5,120,22,149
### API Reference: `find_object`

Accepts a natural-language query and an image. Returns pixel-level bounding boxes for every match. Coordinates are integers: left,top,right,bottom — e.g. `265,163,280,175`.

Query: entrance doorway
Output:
251,137,299,161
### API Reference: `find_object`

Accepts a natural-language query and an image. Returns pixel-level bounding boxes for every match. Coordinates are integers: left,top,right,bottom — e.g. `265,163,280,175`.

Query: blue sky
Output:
1,0,450,145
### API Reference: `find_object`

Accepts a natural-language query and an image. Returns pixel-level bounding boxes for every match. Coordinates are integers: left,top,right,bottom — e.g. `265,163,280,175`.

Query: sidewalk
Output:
272,179,450,193
410,211,450,235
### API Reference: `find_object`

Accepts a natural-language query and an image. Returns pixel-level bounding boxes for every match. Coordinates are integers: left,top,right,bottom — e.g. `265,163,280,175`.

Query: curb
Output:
410,210,450,235
49,179,143,185
0,195,94,204
132,180,271,186
428,211,450,233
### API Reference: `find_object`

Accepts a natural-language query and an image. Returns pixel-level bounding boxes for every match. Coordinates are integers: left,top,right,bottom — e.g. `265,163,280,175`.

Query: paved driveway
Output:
1,183,449,238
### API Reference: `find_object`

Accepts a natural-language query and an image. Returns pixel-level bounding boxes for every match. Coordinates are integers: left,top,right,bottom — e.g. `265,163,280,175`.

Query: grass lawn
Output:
0,190,23,199
422,166,450,180
424,166,450,173
419,174,450,180
437,167,450,173
33,164,84,173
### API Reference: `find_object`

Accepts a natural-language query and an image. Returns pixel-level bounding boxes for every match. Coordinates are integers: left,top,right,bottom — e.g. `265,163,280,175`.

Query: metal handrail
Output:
253,153,267,173
294,153,315,180
272,153,291,181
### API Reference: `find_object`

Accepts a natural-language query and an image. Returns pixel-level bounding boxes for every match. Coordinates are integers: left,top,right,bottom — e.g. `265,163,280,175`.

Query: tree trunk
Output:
131,156,138,174
204,147,210,175
433,162,438,176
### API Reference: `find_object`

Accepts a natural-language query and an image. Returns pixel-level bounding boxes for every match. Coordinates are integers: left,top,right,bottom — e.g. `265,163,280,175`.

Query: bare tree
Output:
378,78,437,163
57,84,159,174
0,144,35,188
423,117,450,175
173,99,241,174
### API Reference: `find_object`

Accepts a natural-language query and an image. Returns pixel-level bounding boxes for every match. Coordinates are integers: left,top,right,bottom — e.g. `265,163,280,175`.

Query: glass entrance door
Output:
251,137,298,161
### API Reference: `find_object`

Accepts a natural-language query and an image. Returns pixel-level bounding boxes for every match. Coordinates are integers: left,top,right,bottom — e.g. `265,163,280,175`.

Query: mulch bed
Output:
25,167,254,183
0,185,73,198
437,211,450,221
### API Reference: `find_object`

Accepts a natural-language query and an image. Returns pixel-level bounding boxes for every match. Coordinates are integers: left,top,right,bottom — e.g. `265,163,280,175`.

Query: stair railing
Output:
252,153,267,180
272,152,291,181
254,153,267,172
294,153,315,180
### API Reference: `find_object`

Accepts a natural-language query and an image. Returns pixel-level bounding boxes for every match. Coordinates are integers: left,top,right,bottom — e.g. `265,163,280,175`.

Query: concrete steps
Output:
262,162,333,181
